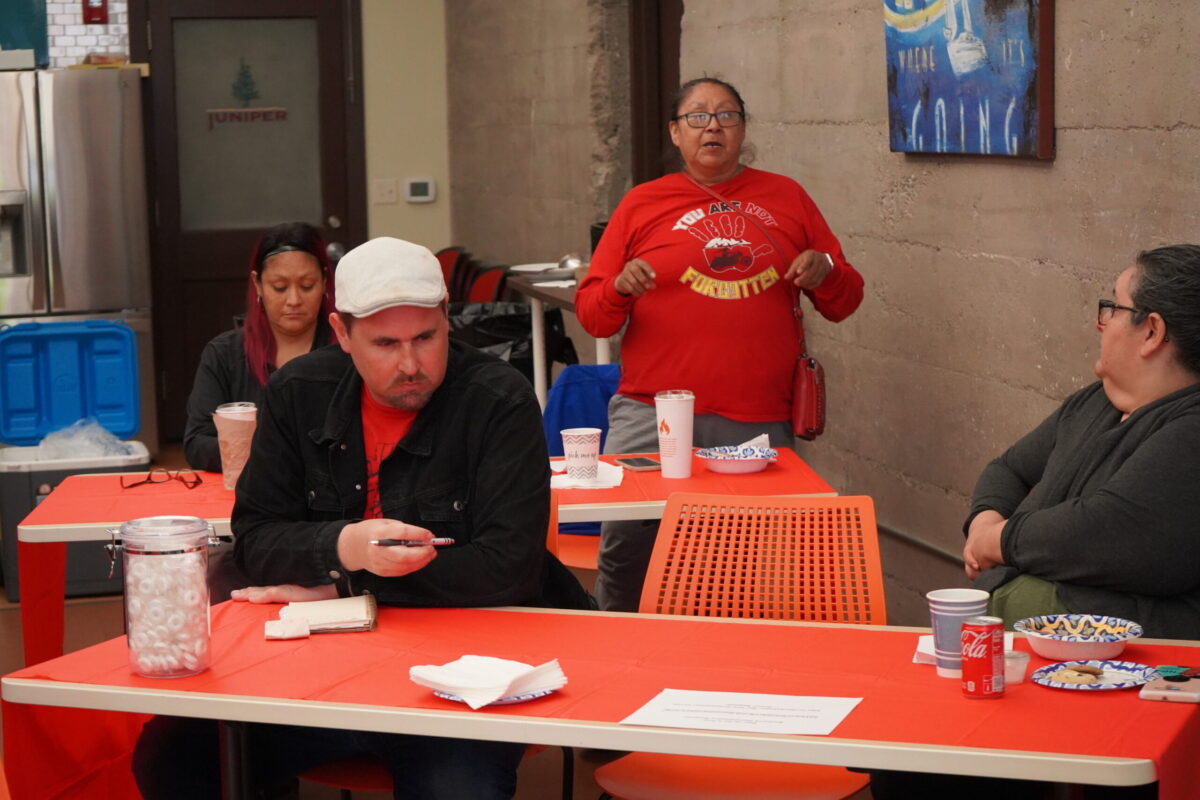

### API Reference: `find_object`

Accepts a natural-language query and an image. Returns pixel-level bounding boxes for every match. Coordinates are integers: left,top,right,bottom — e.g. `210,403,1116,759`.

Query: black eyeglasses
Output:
120,468,203,490
672,110,745,128
1097,299,1142,326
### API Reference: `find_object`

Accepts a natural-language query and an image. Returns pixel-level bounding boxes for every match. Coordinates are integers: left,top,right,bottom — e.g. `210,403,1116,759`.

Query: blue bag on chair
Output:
542,364,621,536
542,364,620,456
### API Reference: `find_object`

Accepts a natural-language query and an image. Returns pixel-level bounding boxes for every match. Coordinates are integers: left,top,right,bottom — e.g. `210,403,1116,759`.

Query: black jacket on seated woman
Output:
183,221,336,472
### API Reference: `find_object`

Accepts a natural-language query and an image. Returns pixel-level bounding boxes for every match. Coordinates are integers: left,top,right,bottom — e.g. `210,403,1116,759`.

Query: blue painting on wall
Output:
884,0,1054,158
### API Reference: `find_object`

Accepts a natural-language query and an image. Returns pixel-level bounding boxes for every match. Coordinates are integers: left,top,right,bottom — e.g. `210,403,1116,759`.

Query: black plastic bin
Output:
0,443,149,601
448,301,578,385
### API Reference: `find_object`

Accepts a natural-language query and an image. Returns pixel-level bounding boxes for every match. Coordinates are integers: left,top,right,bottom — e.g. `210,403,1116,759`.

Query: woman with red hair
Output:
184,222,335,472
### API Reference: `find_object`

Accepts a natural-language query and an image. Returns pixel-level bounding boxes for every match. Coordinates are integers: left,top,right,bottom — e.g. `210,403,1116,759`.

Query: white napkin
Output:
533,279,576,288
913,633,1014,665
264,618,311,640
409,655,567,709
739,433,770,449
549,460,623,489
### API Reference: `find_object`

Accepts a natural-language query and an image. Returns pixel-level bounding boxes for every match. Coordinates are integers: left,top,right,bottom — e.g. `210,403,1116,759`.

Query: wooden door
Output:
129,0,366,440
629,0,682,185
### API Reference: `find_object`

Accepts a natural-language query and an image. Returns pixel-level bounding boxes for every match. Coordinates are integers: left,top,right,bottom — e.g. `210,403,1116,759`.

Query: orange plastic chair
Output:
546,488,561,556
550,486,599,571
594,493,885,800
300,755,390,799
300,493,573,800
434,246,466,290
556,531,600,571
450,257,480,302
467,265,509,302
301,745,574,800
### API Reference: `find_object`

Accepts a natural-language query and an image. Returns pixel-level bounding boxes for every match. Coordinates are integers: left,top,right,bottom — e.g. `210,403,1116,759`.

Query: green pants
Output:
987,574,1069,629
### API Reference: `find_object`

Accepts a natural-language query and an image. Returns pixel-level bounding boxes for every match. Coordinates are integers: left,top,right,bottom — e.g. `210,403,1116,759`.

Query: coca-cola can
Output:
961,616,1005,698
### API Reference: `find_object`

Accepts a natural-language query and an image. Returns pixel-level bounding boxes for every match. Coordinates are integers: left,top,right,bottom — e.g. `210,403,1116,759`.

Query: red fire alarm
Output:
82,0,108,25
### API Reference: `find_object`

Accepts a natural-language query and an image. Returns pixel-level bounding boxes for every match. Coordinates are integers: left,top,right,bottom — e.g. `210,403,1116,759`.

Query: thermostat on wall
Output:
405,178,437,204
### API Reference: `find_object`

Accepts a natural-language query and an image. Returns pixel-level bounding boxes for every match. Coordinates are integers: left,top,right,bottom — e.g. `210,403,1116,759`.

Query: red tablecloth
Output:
18,472,232,530
6,604,1200,799
555,449,834,511
16,472,229,666
17,452,833,667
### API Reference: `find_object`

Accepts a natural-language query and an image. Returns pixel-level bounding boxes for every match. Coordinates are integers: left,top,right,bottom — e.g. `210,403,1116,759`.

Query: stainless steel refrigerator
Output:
0,67,158,451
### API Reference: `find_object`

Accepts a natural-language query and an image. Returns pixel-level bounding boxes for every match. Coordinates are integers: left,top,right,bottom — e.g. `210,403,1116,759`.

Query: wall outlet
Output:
370,178,399,205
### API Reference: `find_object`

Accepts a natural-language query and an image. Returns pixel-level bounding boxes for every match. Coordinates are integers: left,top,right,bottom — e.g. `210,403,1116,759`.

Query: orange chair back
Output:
546,489,560,557
434,246,466,288
639,493,886,624
467,266,508,302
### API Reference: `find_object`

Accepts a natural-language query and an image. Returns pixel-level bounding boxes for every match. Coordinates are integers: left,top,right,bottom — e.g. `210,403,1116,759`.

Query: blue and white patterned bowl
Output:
1014,614,1142,661
696,445,779,474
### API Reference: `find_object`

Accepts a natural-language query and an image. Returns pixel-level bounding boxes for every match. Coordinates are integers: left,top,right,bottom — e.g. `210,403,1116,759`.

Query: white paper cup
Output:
926,588,989,678
213,402,257,491
561,427,602,480
654,390,694,479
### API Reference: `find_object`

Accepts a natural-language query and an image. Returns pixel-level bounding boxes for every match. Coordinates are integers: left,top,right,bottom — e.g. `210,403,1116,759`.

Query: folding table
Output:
6,604,1199,800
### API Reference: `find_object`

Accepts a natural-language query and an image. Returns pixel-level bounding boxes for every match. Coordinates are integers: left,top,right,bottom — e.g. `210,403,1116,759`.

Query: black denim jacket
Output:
232,340,553,607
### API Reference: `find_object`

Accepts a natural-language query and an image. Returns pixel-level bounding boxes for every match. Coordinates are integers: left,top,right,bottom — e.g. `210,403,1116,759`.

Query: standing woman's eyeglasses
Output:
120,468,203,490
1097,299,1142,326
672,110,745,128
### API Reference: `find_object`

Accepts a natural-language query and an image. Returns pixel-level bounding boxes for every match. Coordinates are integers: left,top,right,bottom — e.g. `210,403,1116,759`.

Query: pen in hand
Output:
368,538,456,547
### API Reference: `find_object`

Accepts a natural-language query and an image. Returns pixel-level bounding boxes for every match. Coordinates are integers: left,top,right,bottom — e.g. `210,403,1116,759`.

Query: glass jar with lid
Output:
112,516,217,678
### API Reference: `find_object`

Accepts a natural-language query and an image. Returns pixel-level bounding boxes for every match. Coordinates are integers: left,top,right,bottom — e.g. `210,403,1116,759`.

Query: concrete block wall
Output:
681,0,1200,622
44,1,129,67
445,1,1200,624
445,0,630,267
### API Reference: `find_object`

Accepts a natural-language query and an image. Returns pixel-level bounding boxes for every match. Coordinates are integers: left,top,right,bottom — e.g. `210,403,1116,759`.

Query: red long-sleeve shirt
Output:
576,168,864,421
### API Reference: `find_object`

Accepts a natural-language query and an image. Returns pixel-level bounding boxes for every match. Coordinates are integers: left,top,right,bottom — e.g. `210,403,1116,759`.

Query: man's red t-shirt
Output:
361,388,417,519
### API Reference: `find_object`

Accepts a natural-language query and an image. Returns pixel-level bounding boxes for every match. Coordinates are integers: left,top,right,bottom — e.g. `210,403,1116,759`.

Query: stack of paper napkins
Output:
913,633,1014,664
264,595,378,640
409,655,567,709
550,460,623,489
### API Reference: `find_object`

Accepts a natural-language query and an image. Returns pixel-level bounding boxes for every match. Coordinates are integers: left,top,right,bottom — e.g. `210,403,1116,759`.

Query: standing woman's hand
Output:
785,250,834,290
614,258,657,297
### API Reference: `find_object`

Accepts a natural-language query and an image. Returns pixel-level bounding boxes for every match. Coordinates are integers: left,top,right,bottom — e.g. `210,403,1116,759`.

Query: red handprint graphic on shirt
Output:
684,213,772,274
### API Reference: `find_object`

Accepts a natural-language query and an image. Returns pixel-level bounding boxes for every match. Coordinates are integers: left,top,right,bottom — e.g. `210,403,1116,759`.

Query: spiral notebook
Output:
278,595,378,633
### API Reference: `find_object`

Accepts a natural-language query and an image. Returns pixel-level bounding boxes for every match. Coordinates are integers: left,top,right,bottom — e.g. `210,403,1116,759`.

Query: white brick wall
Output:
45,0,129,67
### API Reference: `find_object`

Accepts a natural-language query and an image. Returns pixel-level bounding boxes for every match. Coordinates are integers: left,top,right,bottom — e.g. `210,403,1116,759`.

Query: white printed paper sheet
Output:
620,689,862,736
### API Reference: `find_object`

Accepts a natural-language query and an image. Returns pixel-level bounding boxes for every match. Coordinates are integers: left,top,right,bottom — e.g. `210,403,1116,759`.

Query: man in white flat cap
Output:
134,237,588,799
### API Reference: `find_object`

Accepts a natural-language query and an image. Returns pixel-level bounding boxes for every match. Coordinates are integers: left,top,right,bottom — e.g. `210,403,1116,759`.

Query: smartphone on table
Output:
615,456,661,472
1140,667,1200,702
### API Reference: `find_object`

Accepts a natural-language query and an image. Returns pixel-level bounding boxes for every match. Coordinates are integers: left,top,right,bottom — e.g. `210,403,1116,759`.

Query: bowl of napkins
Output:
696,434,778,474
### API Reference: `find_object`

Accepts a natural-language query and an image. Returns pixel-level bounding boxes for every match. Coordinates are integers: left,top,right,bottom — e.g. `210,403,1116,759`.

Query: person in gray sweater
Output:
963,244,1200,640
866,246,1200,800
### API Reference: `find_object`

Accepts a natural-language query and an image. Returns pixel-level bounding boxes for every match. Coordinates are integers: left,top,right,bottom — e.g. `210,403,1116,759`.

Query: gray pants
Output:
594,394,793,612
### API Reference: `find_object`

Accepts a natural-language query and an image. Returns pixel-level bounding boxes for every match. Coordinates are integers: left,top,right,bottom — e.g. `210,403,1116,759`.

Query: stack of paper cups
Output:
654,390,694,479
213,402,257,491
926,588,990,678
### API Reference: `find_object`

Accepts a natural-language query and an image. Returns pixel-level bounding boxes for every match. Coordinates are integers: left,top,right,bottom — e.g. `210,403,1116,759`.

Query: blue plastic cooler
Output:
0,319,140,444
0,320,148,600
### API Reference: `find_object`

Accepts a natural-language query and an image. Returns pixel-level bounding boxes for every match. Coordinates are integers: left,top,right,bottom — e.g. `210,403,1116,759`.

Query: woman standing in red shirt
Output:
575,77,864,611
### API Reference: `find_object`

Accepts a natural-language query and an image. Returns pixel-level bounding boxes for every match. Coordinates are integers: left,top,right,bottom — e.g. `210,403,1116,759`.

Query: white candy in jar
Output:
120,517,213,678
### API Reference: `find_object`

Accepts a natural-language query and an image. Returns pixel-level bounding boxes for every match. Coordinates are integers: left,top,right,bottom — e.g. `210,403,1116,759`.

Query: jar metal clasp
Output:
105,523,222,579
